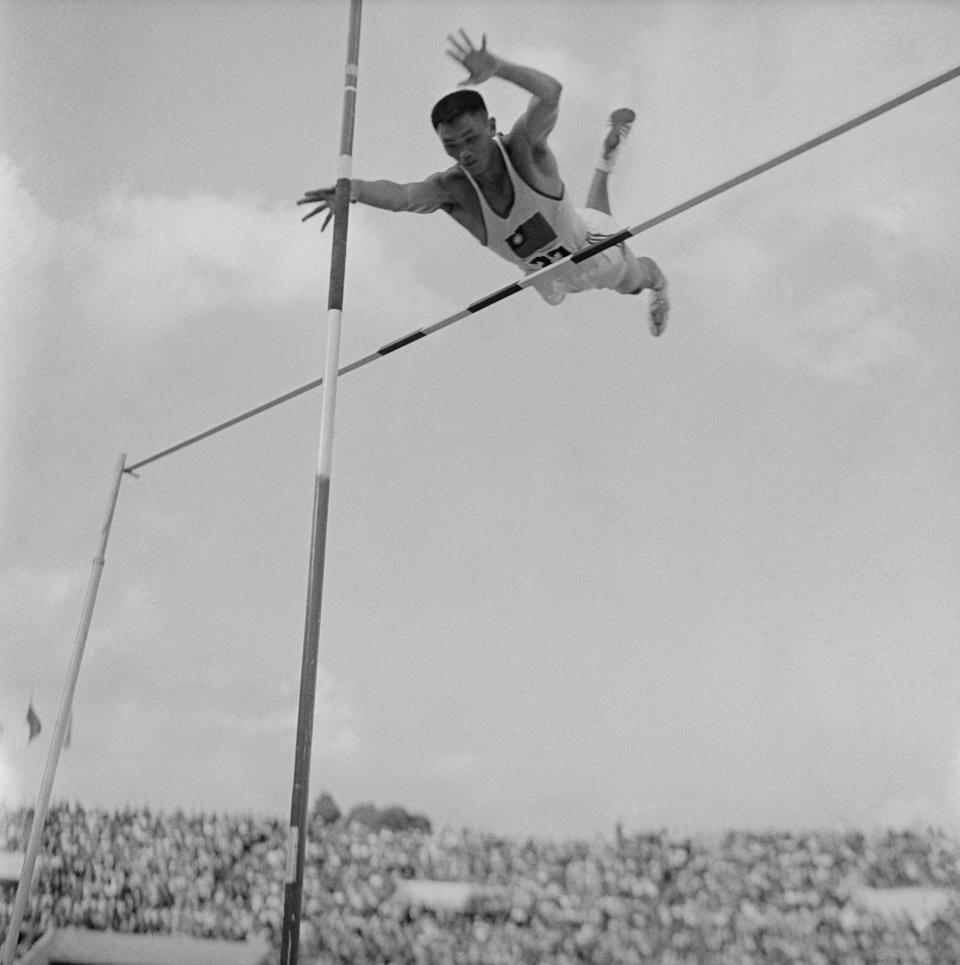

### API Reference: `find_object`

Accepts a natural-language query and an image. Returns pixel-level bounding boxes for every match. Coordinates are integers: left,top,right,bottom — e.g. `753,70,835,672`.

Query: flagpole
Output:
1,453,127,965
279,2,362,963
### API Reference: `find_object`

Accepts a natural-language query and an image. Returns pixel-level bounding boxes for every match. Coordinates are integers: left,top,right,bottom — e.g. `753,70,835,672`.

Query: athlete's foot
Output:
597,108,636,173
631,258,669,336
646,282,669,337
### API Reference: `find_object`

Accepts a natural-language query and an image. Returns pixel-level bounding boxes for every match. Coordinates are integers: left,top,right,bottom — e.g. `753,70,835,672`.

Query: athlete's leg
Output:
584,108,634,214
616,250,664,293
584,107,664,293
618,249,669,335
585,108,669,334
586,169,612,215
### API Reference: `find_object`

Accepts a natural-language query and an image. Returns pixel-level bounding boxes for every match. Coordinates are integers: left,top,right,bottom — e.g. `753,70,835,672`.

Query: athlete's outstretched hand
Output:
297,186,335,229
446,30,499,86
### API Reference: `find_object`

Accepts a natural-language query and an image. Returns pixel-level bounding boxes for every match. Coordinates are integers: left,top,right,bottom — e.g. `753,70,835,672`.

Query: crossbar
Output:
125,61,960,475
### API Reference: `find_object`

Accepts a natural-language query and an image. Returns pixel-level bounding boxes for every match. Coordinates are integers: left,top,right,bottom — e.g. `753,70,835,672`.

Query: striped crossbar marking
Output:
378,330,428,355
377,281,526,355
124,62,960,474
465,282,526,315
571,229,632,263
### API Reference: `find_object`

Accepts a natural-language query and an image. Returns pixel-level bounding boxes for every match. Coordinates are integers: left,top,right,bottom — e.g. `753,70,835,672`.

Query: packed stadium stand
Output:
2,798,960,963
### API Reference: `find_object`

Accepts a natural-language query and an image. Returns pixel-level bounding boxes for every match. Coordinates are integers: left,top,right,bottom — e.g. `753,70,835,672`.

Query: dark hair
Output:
430,90,488,129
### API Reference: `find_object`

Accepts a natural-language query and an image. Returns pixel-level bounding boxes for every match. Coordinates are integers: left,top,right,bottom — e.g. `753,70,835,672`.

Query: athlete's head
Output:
430,90,488,129
431,90,497,174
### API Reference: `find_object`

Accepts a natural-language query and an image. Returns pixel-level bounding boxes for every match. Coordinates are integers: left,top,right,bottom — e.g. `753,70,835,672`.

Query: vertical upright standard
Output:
0,454,127,965
279,2,362,963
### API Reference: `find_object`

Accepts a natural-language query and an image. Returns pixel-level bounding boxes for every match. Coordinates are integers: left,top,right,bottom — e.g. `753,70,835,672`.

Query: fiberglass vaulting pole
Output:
279,2,362,963
1,454,127,965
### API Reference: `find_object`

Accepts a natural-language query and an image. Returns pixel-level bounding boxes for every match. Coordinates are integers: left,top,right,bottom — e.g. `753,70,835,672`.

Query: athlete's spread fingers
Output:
301,205,333,228
446,34,468,59
297,190,331,205
460,27,477,54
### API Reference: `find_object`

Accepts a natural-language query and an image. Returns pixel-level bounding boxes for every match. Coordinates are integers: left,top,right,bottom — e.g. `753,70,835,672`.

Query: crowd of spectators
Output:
2,798,960,963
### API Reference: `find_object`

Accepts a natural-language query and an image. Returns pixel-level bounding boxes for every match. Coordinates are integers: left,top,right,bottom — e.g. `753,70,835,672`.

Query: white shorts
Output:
529,208,629,305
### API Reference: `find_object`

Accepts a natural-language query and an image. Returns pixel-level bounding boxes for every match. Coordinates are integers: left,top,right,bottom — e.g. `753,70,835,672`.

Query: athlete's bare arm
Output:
298,172,462,229
446,30,562,189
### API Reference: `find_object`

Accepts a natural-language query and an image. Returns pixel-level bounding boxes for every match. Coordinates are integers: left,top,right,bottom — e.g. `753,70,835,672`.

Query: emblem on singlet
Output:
505,212,558,259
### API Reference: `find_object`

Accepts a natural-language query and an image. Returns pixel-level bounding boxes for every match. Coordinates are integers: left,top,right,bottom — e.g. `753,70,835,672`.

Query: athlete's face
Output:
436,113,497,174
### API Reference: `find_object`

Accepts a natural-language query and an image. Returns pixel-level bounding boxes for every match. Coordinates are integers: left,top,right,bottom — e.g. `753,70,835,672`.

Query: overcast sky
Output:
2,0,959,841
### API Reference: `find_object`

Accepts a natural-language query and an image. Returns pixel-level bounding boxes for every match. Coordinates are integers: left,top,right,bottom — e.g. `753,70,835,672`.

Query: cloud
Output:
218,666,362,763
0,152,456,451
0,564,89,683
432,750,487,779
0,156,324,382
0,158,56,524
0,147,458,584
672,186,944,383
309,667,363,763
504,45,599,106
0,563,85,616
606,12,960,386
0,151,452,335
103,579,163,640
72,187,323,336
78,184,457,349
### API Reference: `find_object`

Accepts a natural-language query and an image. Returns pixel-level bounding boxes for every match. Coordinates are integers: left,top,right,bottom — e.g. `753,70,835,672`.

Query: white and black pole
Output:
279,2,362,963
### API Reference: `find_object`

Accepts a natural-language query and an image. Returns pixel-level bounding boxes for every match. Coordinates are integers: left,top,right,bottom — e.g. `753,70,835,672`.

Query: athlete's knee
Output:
616,255,646,293
633,256,665,290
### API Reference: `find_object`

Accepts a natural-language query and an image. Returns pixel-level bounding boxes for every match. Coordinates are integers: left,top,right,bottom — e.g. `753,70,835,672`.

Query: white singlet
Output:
459,136,628,304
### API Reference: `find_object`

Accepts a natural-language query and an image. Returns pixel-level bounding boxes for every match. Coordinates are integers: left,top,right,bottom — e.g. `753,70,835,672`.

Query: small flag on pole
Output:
27,702,41,742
